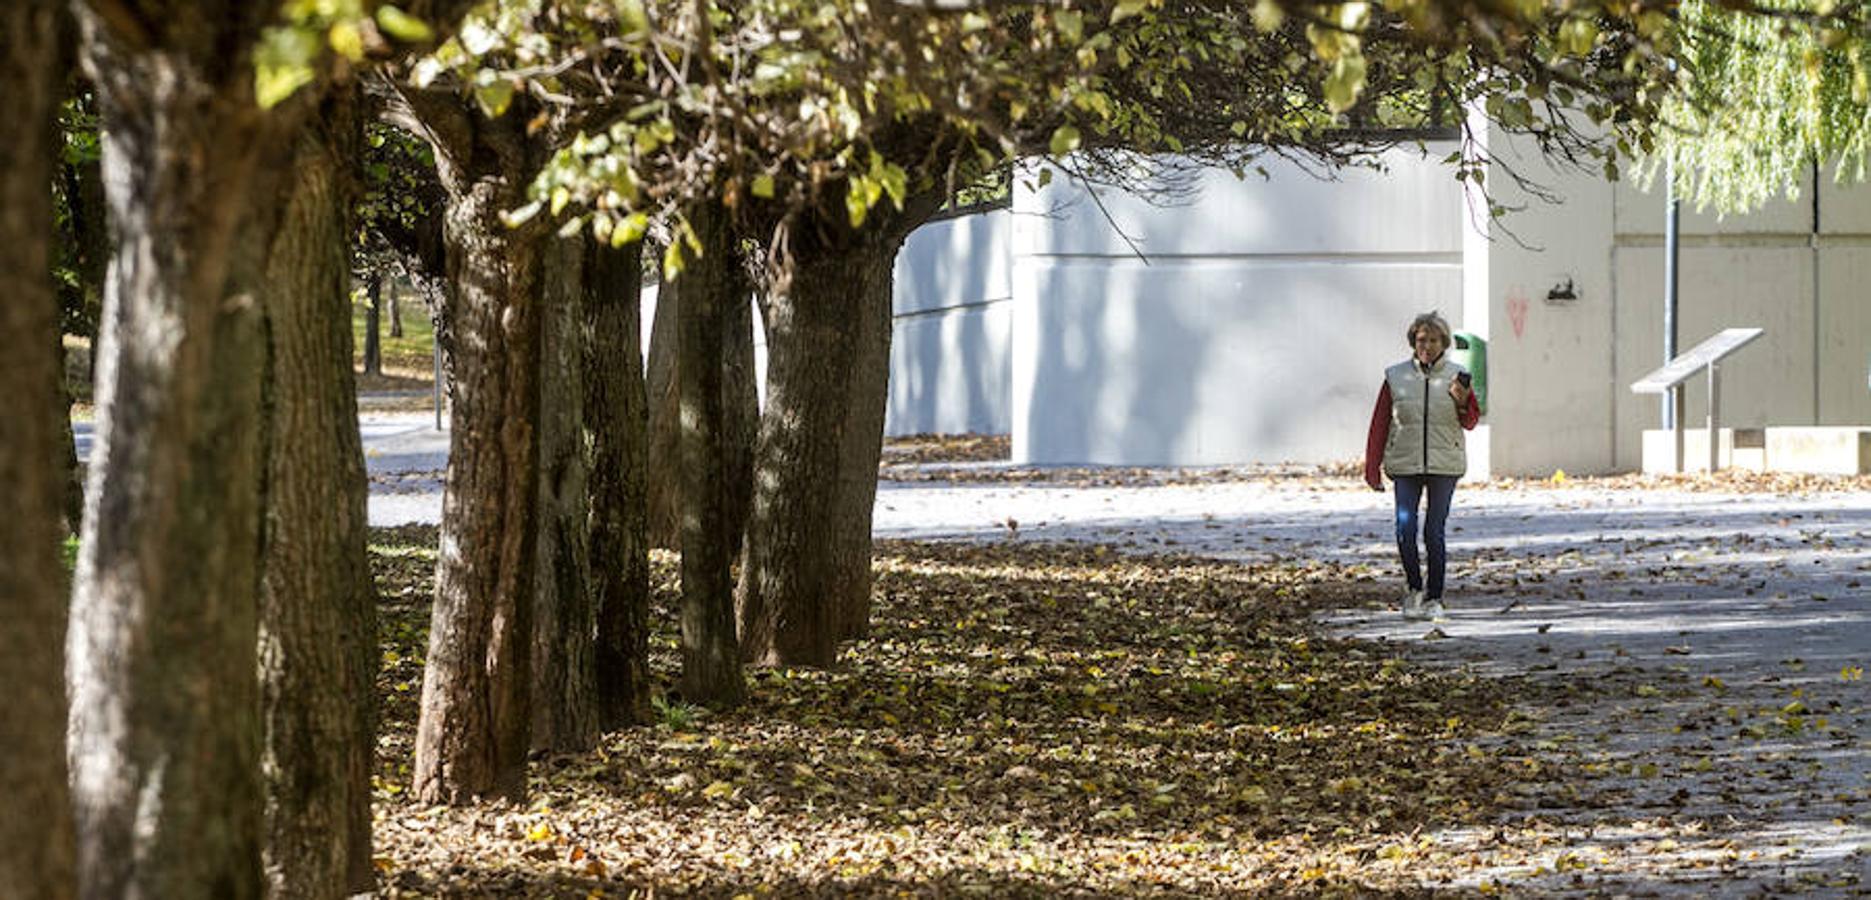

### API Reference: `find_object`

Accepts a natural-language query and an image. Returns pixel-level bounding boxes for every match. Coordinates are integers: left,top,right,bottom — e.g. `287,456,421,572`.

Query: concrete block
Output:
1641,428,1764,474
1763,427,1871,475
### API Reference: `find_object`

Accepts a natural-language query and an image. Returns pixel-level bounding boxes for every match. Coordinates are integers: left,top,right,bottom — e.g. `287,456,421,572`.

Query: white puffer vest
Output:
1382,356,1469,478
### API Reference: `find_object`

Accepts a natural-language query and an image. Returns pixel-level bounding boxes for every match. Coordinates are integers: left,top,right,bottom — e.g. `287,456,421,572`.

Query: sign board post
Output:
1630,327,1764,473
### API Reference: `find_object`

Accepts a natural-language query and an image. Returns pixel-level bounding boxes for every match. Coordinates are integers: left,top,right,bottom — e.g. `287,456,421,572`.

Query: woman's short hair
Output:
1407,312,1452,347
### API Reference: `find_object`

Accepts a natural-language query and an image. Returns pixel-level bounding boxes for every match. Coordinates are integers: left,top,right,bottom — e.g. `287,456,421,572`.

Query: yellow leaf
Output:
328,21,366,61
526,822,555,842
611,212,649,248
702,780,735,800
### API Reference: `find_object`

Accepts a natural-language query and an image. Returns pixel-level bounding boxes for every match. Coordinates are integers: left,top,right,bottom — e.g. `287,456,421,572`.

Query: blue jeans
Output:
1393,474,1459,599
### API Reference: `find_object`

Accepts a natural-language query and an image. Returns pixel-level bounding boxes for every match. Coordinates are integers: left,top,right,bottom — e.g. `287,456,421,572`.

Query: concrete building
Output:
884,125,1871,477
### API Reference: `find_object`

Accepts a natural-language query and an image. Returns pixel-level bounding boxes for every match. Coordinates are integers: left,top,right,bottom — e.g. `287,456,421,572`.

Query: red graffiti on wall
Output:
1507,292,1529,340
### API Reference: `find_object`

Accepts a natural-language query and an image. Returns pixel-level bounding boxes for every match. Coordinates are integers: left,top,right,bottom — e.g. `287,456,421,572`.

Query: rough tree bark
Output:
532,235,599,752
64,3,282,896
828,239,897,642
646,264,758,552
644,276,680,549
363,270,384,376
678,205,748,705
586,237,652,727
738,194,939,666
253,84,379,899
394,88,546,803
0,2,76,895
735,252,862,667
722,275,760,557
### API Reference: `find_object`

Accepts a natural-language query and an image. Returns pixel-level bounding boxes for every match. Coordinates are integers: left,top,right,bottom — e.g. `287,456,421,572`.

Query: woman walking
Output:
1364,312,1481,620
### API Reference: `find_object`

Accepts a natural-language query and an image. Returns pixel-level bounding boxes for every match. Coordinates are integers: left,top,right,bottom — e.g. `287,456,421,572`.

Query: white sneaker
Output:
1401,590,1426,619
1424,598,1447,620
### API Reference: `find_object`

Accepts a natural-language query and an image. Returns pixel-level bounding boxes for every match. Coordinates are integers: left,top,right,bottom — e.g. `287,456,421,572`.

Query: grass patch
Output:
370,530,1537,896
352,292,436,380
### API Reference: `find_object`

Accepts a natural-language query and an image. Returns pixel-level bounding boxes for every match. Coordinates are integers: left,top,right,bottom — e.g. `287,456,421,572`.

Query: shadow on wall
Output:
1027,264,1210,465
886,211,1013,436
1021,259,1456,466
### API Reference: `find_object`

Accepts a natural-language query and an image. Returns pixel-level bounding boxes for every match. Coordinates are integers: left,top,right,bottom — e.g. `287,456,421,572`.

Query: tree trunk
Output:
738,192,936,666
644,275,680,549
411,107,543,804
363,271,384,376
389,280,405,338
531,235,599,752
254,85,378,900
646,264,757,553
65,4,282,896
586,237,652,728
723,276,759,559
828,240,898,642
0,2,75,895
677,206,747,706
736,252,861,668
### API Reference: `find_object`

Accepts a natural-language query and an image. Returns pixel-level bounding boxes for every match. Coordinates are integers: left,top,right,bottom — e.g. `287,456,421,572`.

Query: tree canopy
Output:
1650,0,1871,212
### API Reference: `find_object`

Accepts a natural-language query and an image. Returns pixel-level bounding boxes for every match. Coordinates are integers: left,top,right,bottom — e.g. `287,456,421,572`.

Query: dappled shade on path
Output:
366,528,1533,895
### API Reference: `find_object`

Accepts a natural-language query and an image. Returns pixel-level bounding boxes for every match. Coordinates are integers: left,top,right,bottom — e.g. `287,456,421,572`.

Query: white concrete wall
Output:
886,209,1013,435
1010,148,1465,466
1464,115,1620,476
1469,127,1871,476
861,134,1871,476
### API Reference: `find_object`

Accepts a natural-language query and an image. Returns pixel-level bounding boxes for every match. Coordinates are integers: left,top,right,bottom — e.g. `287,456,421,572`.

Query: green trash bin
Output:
1448,332,1487,415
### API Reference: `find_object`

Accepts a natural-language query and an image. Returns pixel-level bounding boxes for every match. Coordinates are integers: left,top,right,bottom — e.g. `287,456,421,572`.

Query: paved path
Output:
84,416,1866,893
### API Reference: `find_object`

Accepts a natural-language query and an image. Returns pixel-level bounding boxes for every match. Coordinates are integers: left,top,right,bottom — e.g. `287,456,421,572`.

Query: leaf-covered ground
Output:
367,527,1560,897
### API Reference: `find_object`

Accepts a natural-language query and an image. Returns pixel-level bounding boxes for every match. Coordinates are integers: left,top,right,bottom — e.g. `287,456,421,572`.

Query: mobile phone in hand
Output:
1456,372,1472,389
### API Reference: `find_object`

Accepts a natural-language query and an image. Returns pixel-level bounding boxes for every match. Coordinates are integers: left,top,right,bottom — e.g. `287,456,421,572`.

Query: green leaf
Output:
1050,124,1082,157
256,60,316,109
1324,53,1367,113
612,212,649,247
662,241,686,281
375,5,435,43
253,26,321,110
846,176,871,228
550,186,571,217
1055,10,1084,44
617,0,650,36
474,79,515,118
751,173,776,199
1112,0,1149,24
